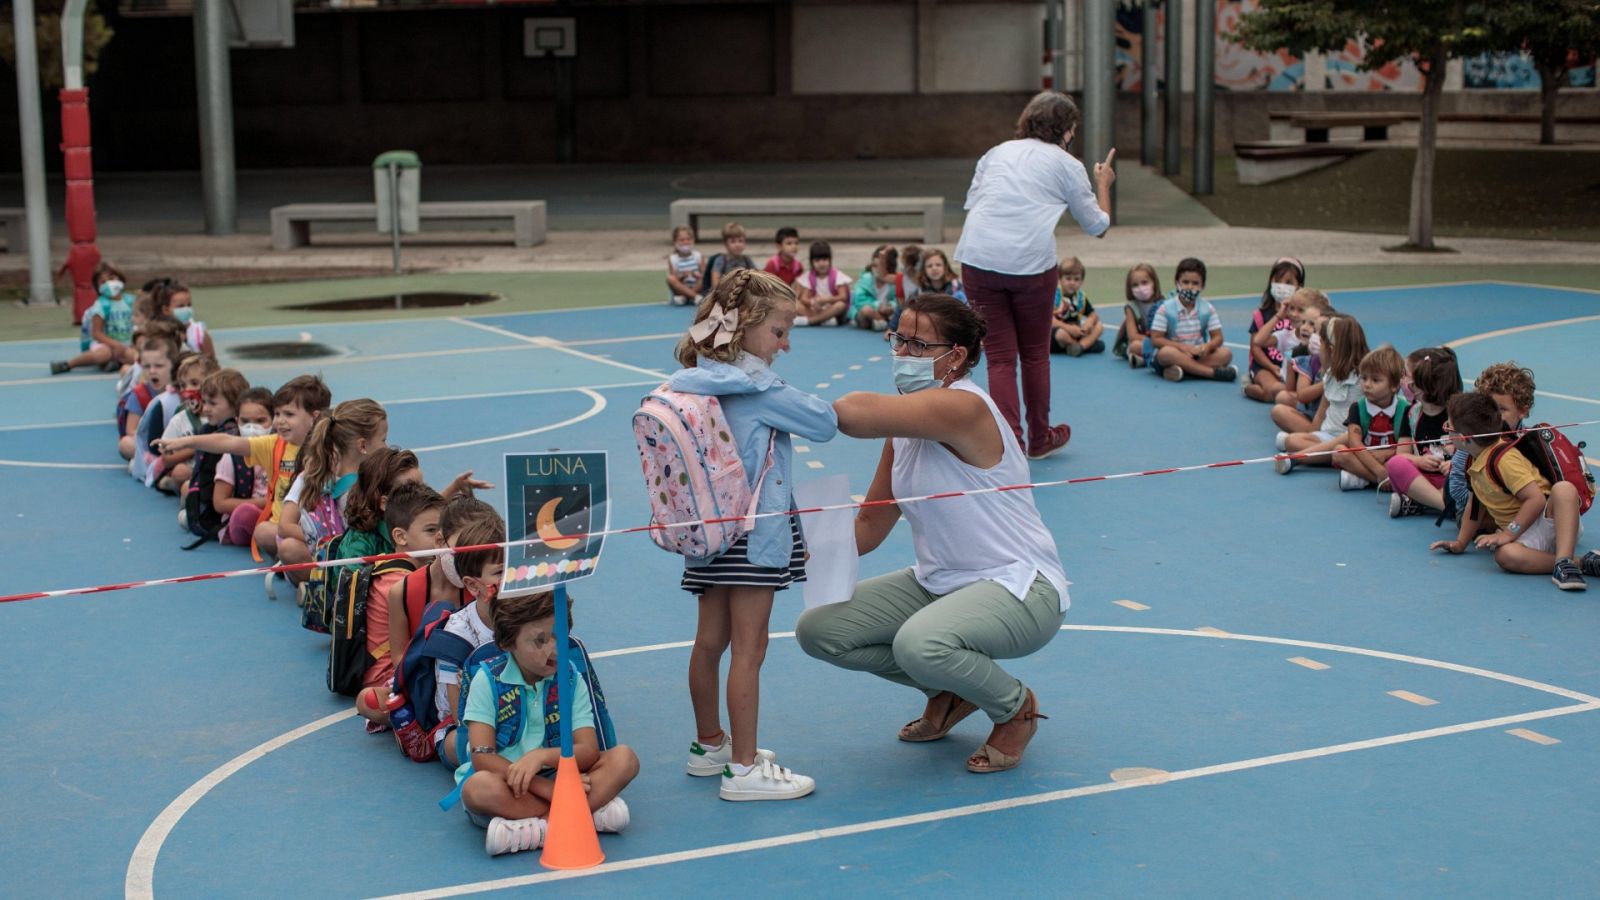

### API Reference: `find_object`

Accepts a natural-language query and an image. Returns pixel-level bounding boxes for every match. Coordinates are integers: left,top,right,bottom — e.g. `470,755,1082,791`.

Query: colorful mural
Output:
1463,51,1598,89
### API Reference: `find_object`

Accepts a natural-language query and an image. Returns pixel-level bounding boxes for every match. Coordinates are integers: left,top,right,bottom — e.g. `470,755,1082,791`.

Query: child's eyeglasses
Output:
887,333,953,357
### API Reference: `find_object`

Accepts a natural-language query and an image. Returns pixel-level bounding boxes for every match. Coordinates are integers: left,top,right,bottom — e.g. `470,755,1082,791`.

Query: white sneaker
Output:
793,316,813,327
1274,431,1289,452
719,758,815,801
686,737,776,777
484,816,546,856
591,797,630,833
264,571,278,601
1275,456,1294,475
1339,470,1372,491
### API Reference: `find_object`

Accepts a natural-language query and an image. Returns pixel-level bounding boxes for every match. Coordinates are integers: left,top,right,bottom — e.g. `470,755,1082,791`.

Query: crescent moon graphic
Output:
535,497,582,550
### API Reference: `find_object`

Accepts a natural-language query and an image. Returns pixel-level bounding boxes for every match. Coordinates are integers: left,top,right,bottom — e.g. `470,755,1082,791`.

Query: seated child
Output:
849,244,902,331
156,280,214,357
1114,263,1161,366
214,387,276,546
278,399,390,587
385,496,495,686
186,370,263,543
703,222,754,296
52,261,135,375
1244,257,1305,402
763,227,803,286
793,240,851,326
910,249,964,303
1271,288,1335,423
117,324,178,461
1386,347,1462,517
126,334,184,476
1330,345,1410,491
1442,361,1539,526
1276,315,1369,474
455,590,640,856
430,513,507,768
1050,256,1104,356
666,225,703,306
1148,257,1236,383
156,353,220,492
1432,392,1598,591
354,482,446,727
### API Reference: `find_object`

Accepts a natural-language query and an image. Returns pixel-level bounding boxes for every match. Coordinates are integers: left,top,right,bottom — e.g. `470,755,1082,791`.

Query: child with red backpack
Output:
1431,392,1598,591
641,269,837,801
793,240,851,327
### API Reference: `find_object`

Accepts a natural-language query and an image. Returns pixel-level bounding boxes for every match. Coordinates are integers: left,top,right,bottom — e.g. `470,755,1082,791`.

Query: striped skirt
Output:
681,516,808,595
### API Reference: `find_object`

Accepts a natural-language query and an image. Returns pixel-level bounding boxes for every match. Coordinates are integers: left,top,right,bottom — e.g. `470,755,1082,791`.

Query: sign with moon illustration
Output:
501,451,608,597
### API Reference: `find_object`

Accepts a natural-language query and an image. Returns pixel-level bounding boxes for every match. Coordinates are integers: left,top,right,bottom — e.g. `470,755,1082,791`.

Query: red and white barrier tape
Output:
3,420,1595,604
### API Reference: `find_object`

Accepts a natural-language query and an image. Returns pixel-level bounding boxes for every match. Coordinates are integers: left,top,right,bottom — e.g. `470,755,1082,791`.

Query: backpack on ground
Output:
181,418,250,550
299,533,348,634
327,557,415,697
633,387,775,558
387,599,478,762
1482,424,1596,515
439,636,617,810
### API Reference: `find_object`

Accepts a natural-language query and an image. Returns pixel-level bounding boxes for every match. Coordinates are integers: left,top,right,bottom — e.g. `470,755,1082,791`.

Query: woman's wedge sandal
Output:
967,689,1047,773
898,692,979,743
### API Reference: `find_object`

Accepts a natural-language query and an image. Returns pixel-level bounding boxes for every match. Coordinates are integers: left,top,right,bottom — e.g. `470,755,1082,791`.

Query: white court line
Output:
125,625,1600,900
1489,279,1600,298
563,332,680,347
0,418,105,432
0,372,117,388
0,458,126,470
1538,390,1600,407
448,317,668,380
1445,313,1600,349
413,389,605,452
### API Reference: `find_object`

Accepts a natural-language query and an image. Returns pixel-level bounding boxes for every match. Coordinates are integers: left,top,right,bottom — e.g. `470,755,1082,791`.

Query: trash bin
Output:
373,150,421,235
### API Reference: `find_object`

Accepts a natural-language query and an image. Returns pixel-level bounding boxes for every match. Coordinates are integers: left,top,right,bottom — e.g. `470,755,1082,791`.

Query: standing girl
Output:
1385,347,1463,517
1275,316,1369,475
277,398,390,585
667,269,838,801
1244,258,1305,403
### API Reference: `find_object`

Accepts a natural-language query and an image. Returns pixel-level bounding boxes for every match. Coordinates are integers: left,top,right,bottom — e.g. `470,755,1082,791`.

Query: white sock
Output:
697,734,726,751
727,761,754,776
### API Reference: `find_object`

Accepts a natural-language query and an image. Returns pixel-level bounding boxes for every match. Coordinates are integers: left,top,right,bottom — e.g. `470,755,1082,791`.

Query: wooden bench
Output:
1269,111,1414,143
0,207,25,253
1234,141,1370,186
270,200,546,251
670,197,945,244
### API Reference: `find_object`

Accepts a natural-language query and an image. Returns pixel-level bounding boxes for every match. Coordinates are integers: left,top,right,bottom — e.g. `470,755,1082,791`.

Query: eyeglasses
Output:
887,332,953,357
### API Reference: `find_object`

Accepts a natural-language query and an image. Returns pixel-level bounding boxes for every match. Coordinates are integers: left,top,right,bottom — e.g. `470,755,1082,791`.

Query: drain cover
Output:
276,292,499,312
228,341,342,360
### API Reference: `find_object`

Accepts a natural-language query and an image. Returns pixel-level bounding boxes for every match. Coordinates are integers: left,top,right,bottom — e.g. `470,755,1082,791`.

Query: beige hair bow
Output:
687,302,739,348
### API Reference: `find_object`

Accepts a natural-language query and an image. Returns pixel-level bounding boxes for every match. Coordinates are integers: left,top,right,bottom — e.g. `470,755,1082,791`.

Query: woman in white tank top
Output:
795,294,1069,774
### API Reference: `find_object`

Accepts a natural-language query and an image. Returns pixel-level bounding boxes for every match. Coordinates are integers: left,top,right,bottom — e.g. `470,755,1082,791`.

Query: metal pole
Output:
1081,0,1115,218
388,164,402,276
1140,2,1159,167
12,0,55,305
194,0,237,234
1192,0,1215,195
1047,0,1067,91
1162,0,1182,176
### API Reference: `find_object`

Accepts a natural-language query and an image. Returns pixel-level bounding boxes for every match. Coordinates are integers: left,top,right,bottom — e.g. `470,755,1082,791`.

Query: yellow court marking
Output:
1194,626,1230,636
806,460,825,470
1389,690,1439,706
1113,599,1150,611
1506,728,1561,746
1288,657,1331,671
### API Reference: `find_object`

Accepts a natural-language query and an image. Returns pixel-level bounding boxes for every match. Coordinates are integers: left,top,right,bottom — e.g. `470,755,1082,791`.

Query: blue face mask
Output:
892,349,954,394
172,306,194,324
1176,287,1200,303
100,279,124,299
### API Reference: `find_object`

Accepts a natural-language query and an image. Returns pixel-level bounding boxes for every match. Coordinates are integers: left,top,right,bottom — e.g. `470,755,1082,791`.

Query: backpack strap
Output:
741,430,779,531
1484,437,1522,497
1357,398,1371,439
441,652,524,811
252,437,290,562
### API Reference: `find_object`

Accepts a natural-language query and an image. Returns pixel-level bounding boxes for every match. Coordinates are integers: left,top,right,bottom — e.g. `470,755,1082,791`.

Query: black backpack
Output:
328,557,416,696
181,418,251,550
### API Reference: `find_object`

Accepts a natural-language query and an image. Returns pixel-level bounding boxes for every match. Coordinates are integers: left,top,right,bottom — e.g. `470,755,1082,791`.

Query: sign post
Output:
501,451,608,869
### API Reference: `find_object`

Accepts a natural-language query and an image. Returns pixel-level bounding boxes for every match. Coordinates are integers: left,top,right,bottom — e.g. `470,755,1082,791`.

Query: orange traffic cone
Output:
539,755,605,870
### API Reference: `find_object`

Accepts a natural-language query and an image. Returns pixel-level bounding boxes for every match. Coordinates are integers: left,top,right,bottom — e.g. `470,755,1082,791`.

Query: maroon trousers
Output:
962,264,1060,452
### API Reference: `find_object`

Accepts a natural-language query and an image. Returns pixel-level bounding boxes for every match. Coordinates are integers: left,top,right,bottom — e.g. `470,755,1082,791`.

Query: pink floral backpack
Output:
634,387,774,558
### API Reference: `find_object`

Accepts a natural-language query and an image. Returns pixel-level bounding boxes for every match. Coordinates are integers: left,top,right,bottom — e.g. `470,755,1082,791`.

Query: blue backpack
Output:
439,635,617,811
387,599,480,759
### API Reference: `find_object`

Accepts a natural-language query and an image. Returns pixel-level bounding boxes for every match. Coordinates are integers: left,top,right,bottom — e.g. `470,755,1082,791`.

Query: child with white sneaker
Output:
1276,315,1369,477
457,590,640,856
669,269,838,801
1329,345,1410,491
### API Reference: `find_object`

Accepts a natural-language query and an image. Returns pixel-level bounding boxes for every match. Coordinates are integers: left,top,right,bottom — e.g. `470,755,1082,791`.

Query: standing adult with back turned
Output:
954,91,1116,460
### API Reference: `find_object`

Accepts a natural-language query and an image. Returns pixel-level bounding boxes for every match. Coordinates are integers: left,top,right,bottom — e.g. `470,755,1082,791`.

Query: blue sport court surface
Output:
2,280,1599,898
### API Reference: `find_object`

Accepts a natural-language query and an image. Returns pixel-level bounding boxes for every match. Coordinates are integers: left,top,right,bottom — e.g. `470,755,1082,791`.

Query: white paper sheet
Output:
793,475,860,610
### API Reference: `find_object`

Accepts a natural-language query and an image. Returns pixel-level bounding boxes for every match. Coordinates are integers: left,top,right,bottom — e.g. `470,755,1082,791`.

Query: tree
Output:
0,1,115,92
1499,1,1600,145
1231,1,1499,250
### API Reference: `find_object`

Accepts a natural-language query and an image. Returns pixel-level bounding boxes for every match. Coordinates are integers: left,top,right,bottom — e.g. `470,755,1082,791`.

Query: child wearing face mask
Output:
1244,257,1305,402
52,261,136,375
666,225,703,306
213,386,275,546
666,269,838,801
155,353,221,493
1148,257,1237,384
154,280,214,358
1114,263,1161,367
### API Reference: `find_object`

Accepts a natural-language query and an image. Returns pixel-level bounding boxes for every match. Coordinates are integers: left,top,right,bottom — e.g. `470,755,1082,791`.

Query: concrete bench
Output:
1234,141,1370,186
270,200,546,251
0,207,25,254
1269,111,1414,143
670,197,945,244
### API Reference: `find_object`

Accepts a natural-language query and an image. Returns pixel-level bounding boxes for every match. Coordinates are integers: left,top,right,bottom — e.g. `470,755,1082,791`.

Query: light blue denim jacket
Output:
667,356,838,568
